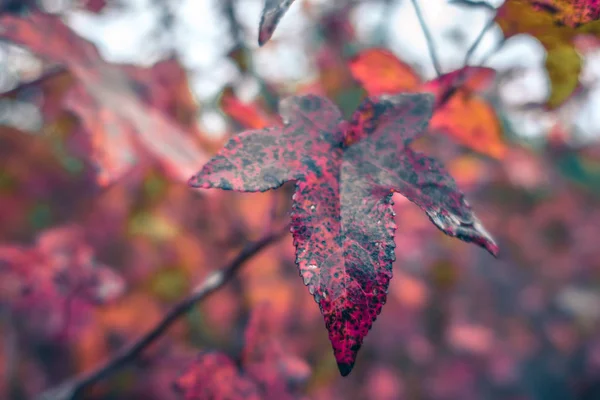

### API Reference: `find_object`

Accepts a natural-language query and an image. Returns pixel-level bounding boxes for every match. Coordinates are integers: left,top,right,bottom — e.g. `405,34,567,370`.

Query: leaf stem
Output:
36,226,288,400
409,0,442,77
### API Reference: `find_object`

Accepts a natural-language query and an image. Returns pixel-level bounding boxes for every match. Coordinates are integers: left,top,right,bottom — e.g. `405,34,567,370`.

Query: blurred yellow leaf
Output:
495,0,600,108
128,211,179,241
496,0,574,43
545,44,582,108
147,267,190,302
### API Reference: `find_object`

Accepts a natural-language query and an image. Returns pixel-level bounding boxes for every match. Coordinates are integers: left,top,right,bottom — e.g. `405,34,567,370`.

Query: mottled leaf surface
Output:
189,94,498,375
350,48,506,158
259,0,296,46
0,12,207,185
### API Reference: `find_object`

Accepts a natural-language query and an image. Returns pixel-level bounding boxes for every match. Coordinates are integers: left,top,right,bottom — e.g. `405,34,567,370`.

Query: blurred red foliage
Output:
0,2,599,400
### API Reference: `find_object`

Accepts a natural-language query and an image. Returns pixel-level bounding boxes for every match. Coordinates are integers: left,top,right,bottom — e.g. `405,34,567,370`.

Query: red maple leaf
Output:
189,93,498,375
0,12,207,186
175,304,310,400
259,0,296,46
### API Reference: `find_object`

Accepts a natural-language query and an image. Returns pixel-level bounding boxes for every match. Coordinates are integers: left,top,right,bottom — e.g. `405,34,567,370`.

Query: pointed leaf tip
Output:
337,361,354,377
457,218,499,258
258,30,270,47
424,208,498,258
258,0,296,46
469,219,499,258
480,234,499,258
486,241,500,258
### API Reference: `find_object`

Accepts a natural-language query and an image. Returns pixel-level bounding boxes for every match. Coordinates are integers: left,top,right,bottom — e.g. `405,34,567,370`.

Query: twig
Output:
478,37,506,66
448,0,496,12
450,0,501,66
37,226,288,400
223,0,245,47
436,6,500,108
409,0,442,77
372,0,395,46
222,0,279,112
464,17,496,66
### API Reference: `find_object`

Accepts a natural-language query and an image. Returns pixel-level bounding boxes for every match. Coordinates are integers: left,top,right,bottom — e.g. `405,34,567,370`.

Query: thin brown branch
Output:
409,0,442,77
436,8,500,109
37,226,288,400
478,36,507,66
464,17,496,66
448,0,496,12
222,0,280,111
451,0,501,67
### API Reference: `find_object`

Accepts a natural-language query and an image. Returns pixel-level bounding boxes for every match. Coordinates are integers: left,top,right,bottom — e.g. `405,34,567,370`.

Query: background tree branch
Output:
409,0,442,76
37,225,289,400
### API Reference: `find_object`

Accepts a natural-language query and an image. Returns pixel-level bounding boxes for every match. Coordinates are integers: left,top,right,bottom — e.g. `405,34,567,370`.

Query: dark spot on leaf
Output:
219,178,233,190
